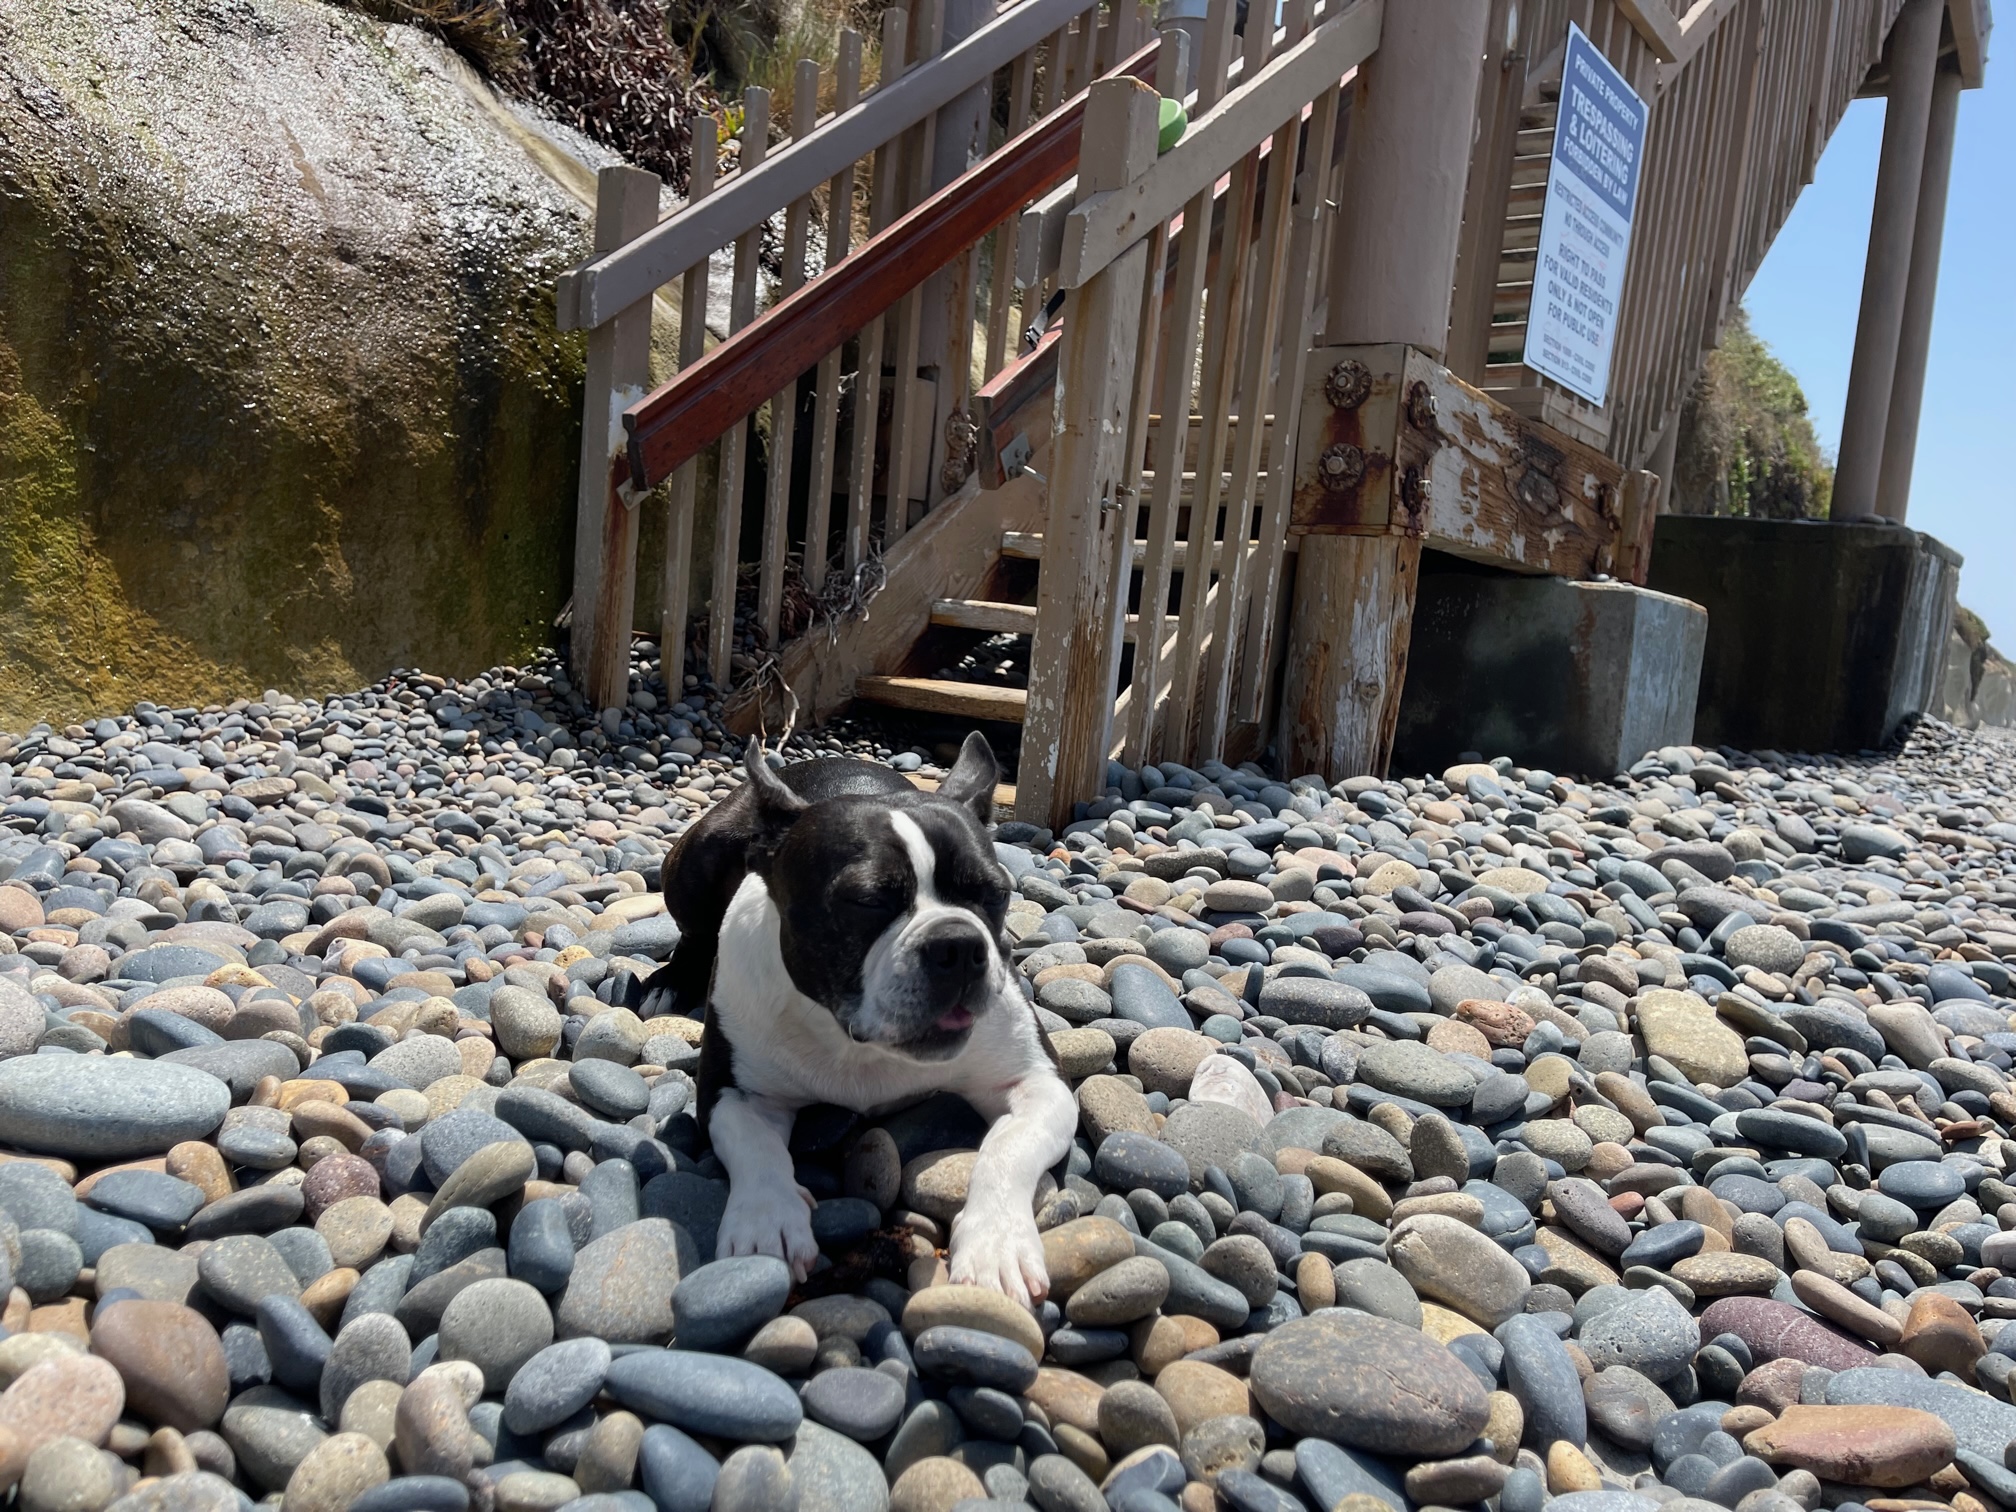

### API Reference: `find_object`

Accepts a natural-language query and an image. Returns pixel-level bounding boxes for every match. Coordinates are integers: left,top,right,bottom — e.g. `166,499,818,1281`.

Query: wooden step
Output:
931,598,1178,640
853,676,1028,722
931,598,1042,635
906,771,1019,815
1002,532,1300,566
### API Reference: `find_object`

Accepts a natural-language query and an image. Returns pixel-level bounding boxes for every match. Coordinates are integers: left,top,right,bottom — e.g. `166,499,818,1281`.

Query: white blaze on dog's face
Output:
742,737,1010,1059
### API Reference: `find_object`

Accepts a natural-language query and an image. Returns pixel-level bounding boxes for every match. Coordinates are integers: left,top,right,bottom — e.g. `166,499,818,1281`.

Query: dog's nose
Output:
921,933,990,977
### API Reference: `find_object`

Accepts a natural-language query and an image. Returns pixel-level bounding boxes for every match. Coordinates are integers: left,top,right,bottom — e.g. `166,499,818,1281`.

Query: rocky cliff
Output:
0,0,607,723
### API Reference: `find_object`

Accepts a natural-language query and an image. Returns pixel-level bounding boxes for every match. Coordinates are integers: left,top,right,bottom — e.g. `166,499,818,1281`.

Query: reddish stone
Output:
1699,1296,1879,1373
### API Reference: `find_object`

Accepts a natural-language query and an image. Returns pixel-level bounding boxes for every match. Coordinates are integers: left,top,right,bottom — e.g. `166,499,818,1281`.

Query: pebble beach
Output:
0,648,2011,1512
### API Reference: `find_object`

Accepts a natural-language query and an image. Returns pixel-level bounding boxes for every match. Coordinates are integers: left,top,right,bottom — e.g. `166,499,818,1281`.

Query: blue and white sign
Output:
1522,22,1649,407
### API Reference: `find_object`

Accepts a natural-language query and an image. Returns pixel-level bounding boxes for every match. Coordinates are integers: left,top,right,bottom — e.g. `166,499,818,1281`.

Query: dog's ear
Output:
936,730,999,827
743,744,809,872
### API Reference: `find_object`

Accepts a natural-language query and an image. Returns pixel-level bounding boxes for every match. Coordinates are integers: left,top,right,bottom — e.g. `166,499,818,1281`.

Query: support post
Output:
571,165,662,710
1830,0,1943,520
1283,0,1487,780
1876,65,1962,523
1018,77,1161,830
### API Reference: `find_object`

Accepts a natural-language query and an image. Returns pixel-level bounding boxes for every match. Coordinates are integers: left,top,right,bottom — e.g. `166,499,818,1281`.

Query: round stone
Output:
671,1257,793,1355
282,1432,389,1512
1725,925,1805,976
503,1338,611,1435
1250,1313,1488,1457
438,1278,554,1391
0,1058,229,1159
802,1366,904,1441
89,1300,229,1431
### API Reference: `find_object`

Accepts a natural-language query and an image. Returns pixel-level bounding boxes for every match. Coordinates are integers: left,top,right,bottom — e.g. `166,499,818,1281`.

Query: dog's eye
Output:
846,887,906,914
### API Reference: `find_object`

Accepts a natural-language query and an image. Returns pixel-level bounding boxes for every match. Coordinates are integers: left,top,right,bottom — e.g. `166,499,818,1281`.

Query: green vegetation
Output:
1672,307,1834,520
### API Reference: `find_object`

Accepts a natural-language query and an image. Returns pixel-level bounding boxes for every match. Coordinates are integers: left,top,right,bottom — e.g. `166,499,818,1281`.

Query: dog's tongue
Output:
935,1005,975,1033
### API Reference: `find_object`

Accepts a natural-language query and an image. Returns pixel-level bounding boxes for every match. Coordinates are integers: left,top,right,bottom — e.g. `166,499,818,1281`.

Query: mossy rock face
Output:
0,0,595,725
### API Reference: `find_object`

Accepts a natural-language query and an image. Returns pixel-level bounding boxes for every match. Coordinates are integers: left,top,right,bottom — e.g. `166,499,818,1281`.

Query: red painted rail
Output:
621,39,1163,492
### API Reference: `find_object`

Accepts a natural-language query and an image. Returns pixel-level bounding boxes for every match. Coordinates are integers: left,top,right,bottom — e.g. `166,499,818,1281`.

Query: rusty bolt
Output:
1324,359,1372,410
1405,380,1437,435
1317,442,1366,492
1400,466,1428,524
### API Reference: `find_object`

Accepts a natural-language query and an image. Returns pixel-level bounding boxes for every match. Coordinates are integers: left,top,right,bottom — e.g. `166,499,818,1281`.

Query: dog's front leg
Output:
710,1088,819,1280
948,1072,1076,1307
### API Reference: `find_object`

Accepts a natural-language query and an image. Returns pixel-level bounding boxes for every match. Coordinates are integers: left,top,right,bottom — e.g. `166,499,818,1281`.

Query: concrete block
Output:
1645,517,1961,752
1393,565,1707,778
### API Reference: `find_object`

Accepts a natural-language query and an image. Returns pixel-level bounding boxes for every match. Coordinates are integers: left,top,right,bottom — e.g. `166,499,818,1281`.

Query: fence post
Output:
572,165,662,711
1280,0,1487,780
1018,76,1162,830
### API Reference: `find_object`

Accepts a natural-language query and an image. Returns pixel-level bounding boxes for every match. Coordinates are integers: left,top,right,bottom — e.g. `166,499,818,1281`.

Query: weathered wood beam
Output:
1288,343,1628,580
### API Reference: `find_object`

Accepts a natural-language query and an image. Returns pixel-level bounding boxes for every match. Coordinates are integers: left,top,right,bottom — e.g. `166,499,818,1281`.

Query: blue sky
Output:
1743,45,2013,650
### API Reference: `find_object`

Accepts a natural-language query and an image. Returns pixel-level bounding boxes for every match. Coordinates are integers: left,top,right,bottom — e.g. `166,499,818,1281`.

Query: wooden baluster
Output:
660,120,718,691
574,165,663,712
846,8,910,572
801,29,865,594
1239,70,1343,727
1124,3,1234,764
756,61,823,652
1018,77,1162,829
983,48,1038,379
707,87,771,690
1097,29,1186,767
1163,0,1270,760
884,0,945,541
1197,0,1311,755
1037,26,1069,114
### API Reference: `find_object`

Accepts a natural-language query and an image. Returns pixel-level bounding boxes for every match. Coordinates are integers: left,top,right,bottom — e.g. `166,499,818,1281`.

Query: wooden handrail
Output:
621,39,1162,492
558,0,1101,331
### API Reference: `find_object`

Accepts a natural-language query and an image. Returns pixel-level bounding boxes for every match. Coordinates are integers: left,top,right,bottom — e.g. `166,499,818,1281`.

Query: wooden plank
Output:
572,165,663,711
724,468,1048,736
1057,0,1384,289
931,598,1179,637
563,0,1104,329
1002,531,1299,565
1018,77,1161,830
757,60,823,651
1615,466,1662,585
905,771,1020,814
985,49,1039,377
623,38,1165,491
660,122,717,686
707,88,771,690
1948,0,1988,88
1196,0,1310,758
1610,0,1683,59
1119,14,1216,766
1238,72,1341,726
854,675,1030,720
848,9,912,574
800,32,865,596
932,598,1042,633
886,0,947,540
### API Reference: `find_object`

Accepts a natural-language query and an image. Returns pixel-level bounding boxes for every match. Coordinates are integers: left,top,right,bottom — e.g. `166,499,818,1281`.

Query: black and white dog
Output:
643,732,1074,1306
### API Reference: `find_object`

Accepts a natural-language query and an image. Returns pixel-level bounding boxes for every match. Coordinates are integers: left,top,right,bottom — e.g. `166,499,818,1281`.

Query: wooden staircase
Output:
850,527,1192,728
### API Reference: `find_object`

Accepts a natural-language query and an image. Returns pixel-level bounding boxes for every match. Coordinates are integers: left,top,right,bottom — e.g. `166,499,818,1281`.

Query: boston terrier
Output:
642,732,1075,1306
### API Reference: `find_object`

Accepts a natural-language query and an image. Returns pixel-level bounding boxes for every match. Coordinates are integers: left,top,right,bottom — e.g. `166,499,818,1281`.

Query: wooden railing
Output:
1451,0,1909,470
1012,0,1384,823
558,0,1157,708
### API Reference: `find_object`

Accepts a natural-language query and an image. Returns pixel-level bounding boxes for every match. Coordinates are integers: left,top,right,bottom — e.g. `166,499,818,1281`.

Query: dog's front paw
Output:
948,1199,1048,1308
717,1179,819,1281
